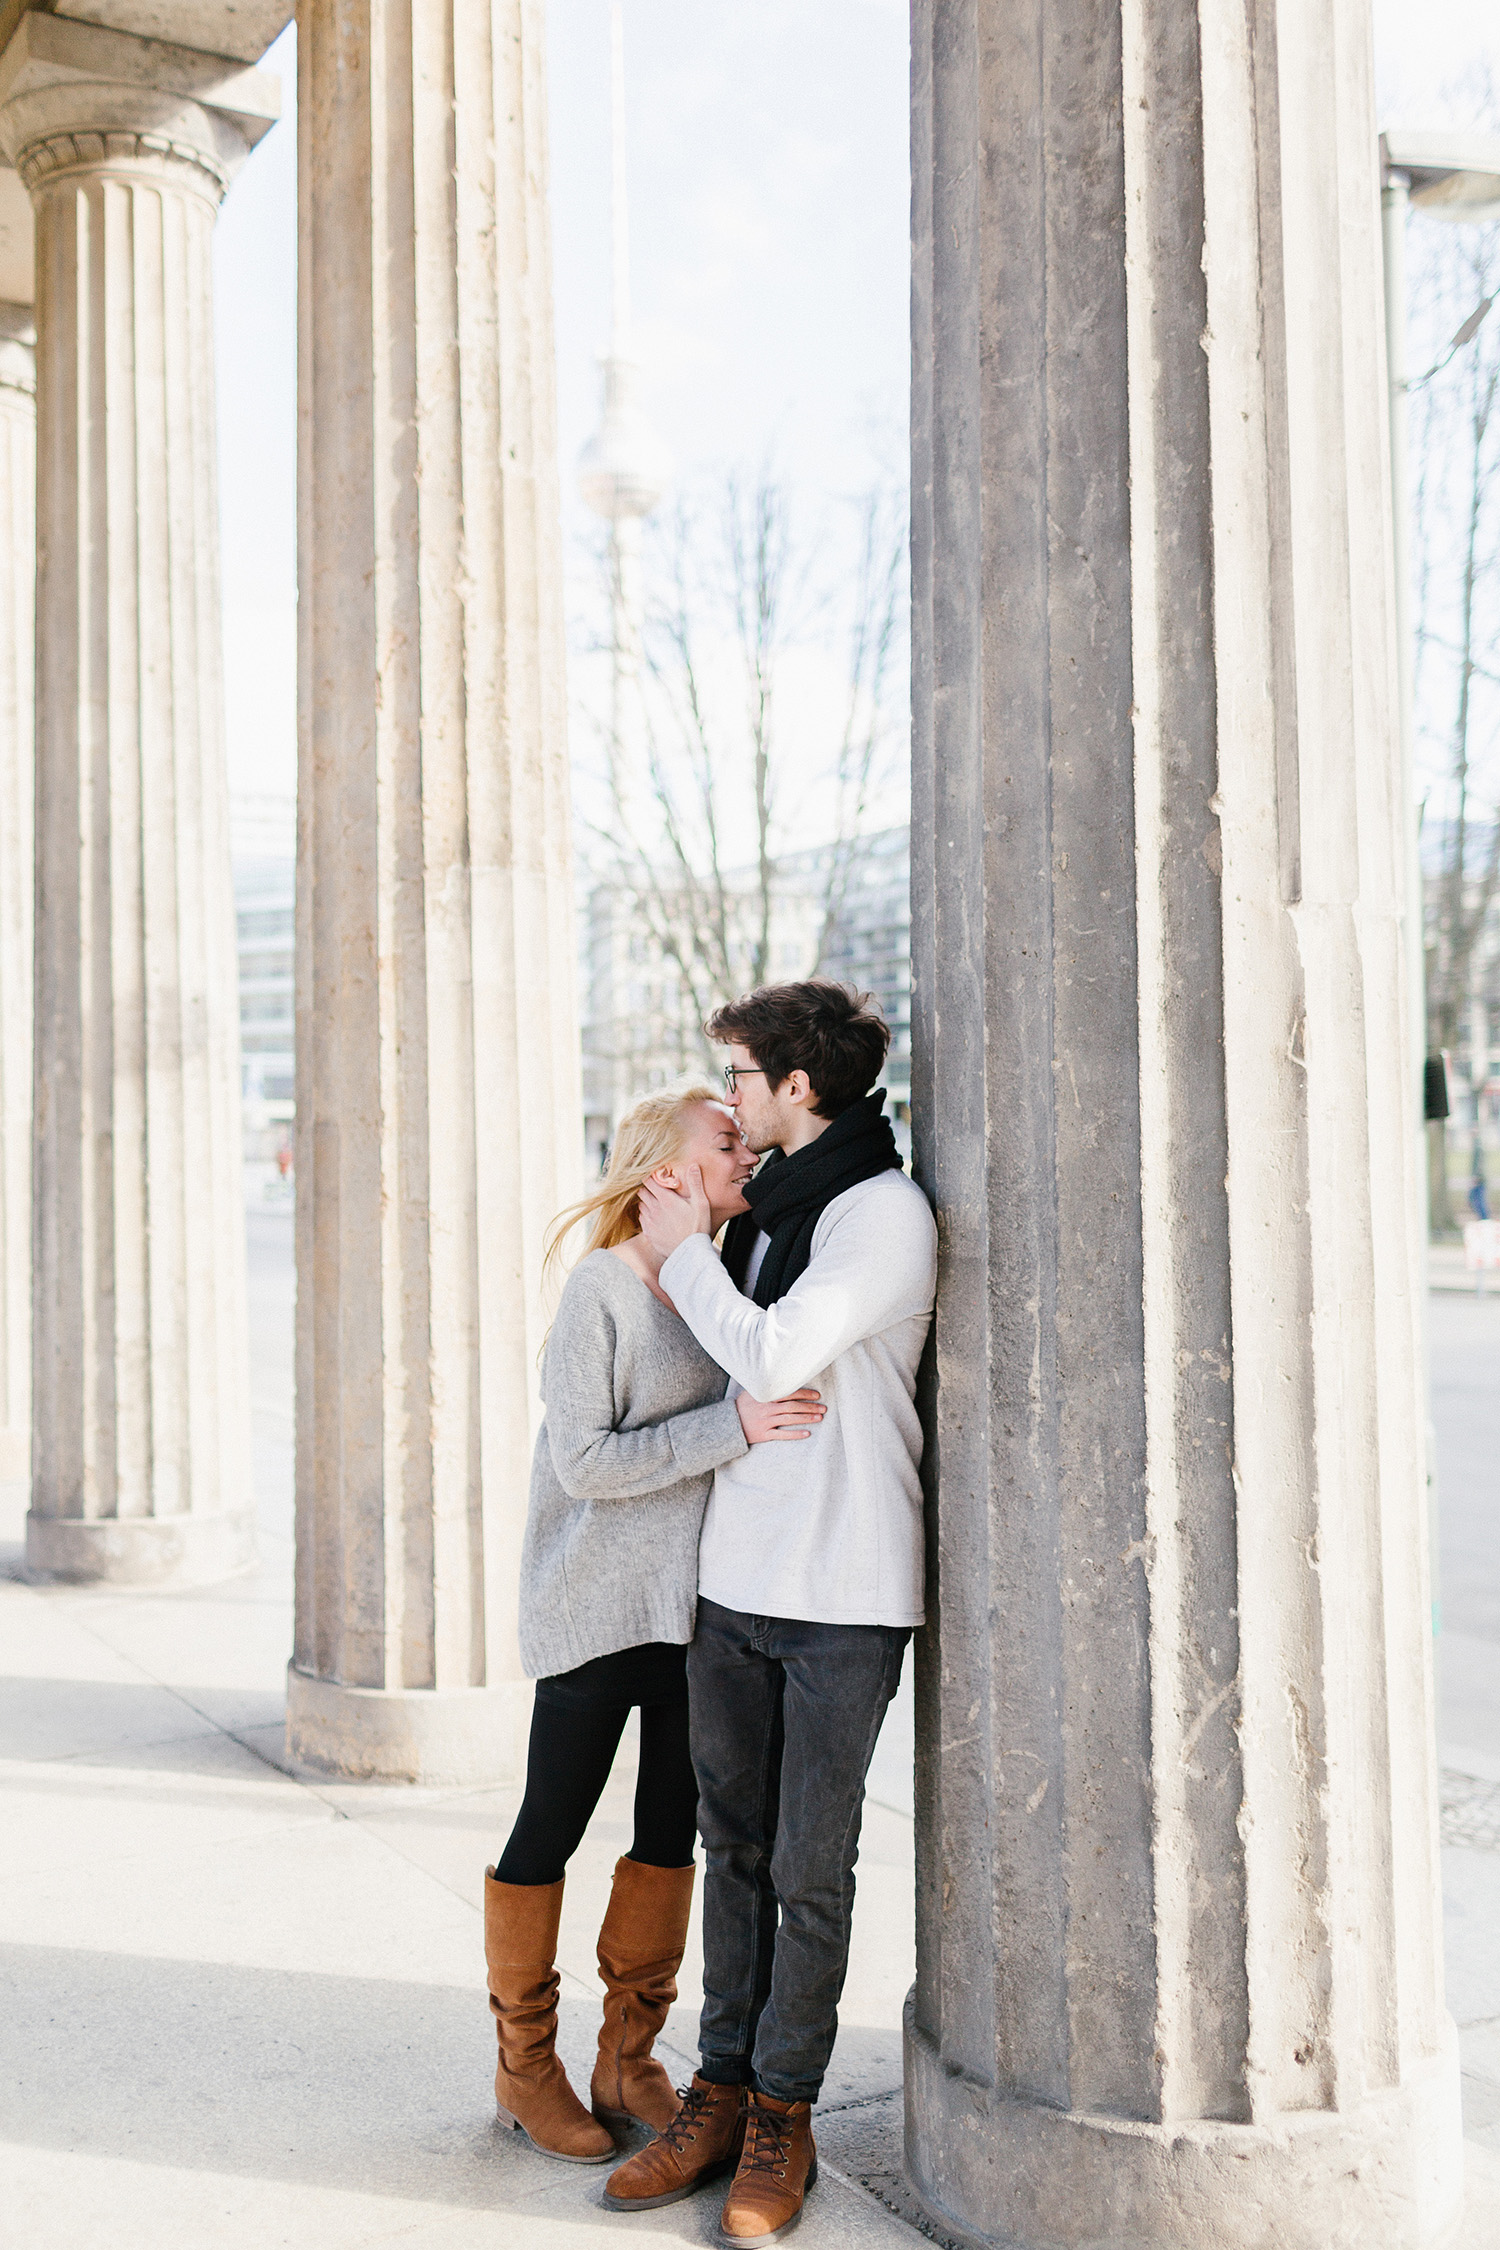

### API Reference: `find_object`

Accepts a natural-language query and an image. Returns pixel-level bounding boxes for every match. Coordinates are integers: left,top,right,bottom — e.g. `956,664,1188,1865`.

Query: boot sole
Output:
717,2157,818,2244
601,2153,740,2212
497,2102,617,2165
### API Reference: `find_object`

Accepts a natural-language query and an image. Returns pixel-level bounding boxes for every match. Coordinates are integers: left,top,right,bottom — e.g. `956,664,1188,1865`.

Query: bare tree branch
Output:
580,468,908,1116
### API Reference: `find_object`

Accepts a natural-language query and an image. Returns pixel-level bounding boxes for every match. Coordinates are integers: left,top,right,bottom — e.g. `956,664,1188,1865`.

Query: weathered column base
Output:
904,2001,1463,2250
25,1507,254,1587
285,1666,533,1787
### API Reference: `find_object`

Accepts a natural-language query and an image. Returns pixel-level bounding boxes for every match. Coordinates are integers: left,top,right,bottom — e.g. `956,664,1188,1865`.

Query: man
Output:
601,980,937,2243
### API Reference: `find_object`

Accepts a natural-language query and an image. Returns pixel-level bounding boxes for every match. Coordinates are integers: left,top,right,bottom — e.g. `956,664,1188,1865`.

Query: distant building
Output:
817,826,912,1132
235,857,295,1161
581,824,912,1170
229,826,914,1181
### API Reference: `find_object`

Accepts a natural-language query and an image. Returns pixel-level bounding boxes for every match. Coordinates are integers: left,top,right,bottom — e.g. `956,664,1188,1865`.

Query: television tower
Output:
576,0,670,763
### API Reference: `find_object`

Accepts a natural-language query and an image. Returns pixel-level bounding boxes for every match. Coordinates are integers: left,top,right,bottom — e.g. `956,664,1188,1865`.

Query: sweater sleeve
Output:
542,1273,749,1501
659,1183,937,1402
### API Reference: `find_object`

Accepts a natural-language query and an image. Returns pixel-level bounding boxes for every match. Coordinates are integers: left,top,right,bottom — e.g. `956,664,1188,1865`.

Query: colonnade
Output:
0,0,1462,2239
0,0,578,1676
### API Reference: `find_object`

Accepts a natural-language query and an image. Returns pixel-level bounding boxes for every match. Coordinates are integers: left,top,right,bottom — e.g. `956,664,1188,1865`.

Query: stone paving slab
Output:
3,2141,922,2250
0,1512,915,2250
1429,1246,1500,1299
1452,2149,1500,2250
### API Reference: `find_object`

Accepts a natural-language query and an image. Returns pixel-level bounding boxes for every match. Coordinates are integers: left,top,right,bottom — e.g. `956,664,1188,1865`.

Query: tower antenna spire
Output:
610,0,630,356
578,0,671,802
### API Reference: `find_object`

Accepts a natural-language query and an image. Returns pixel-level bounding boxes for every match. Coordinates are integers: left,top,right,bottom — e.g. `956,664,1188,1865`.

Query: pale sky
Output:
212,0,1500,825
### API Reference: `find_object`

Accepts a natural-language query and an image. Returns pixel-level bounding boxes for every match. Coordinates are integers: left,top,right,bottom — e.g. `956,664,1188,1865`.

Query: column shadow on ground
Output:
0,1678,290,1763
0,1942,904,2220
0,1941,614,2216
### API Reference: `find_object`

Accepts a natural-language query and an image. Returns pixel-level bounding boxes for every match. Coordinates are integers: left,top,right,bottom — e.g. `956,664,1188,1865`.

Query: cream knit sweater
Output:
662,1170,937,1627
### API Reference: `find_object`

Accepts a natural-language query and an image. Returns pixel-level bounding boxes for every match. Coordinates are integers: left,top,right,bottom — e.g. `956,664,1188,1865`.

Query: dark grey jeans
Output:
686,1596,910,2105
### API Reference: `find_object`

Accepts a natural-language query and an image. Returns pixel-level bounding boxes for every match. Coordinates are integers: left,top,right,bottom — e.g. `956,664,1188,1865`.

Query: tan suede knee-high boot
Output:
590,1856,697,2135
484,1868,615,2163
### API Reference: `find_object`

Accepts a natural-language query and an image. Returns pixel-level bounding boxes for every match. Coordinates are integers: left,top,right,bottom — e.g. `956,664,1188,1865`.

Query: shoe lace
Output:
660,2081,720,2157
741,2103,796,2180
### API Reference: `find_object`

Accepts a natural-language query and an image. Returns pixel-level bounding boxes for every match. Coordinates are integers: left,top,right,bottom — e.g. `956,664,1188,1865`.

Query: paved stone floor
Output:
2,1207,1499,2246
1433,1283,1500,2245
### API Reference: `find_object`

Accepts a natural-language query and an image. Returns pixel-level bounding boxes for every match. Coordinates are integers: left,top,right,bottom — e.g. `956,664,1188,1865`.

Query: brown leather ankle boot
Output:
590,1855,696,2134
718,2090,817,2242
601,2074,746,2211
483,1867,615,2164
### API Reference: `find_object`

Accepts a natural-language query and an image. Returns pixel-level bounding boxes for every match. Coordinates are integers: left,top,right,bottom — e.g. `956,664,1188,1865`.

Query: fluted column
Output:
287,0,581,1783
0,17,279,1583
0,301,32,1482
907,0,1460,2243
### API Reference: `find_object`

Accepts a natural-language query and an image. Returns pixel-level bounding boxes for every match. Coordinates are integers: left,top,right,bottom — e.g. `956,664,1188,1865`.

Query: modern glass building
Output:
235,856,295,1161
581,824,912,1167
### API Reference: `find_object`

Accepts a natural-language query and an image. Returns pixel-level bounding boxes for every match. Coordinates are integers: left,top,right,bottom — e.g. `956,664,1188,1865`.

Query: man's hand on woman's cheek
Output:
638,1166,713,1256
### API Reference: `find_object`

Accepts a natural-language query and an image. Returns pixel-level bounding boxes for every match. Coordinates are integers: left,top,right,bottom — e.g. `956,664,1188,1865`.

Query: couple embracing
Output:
483,979,937,2244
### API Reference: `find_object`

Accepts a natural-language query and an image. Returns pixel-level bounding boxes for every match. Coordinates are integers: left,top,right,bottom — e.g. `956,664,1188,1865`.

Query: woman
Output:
484,1083,825,2164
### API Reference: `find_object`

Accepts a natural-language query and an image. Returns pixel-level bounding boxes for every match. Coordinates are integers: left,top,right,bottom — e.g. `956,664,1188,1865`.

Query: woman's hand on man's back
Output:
736,1389,826,1445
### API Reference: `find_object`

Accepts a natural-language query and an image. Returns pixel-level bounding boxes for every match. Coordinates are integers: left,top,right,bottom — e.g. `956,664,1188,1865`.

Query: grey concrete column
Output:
907,0,1460,2244
0,17,278,1584
0,300,32,1482
288,0,581,1784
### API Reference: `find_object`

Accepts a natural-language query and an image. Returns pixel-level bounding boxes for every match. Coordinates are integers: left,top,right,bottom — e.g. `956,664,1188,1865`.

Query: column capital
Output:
0,12,277,202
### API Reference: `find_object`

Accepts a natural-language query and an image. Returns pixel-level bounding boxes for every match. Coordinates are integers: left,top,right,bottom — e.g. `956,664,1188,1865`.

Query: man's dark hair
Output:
705,980,890,1119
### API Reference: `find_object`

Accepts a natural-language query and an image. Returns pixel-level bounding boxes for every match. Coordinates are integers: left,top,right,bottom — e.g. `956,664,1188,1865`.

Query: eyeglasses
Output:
723,1066,767,1091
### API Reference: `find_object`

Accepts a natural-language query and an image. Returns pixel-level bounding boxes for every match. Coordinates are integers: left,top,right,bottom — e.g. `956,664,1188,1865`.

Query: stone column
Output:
0,300,32,1482
287,0,581,1784
907,0,1459,2244
0,17,278,1583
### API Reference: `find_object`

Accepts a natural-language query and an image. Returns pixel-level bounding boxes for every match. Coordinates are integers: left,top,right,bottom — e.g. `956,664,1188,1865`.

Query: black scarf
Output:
720,1091,903,1307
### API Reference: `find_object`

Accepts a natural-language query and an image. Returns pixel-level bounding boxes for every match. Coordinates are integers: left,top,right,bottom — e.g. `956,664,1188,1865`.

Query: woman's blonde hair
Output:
544,1080,726,1280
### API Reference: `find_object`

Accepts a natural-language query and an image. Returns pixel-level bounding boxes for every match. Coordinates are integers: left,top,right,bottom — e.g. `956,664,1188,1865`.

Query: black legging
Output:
496,1647,699,1886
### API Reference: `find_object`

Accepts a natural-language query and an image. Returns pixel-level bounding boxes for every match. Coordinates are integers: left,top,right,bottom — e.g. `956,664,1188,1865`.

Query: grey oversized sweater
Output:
517,1248,750,1679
